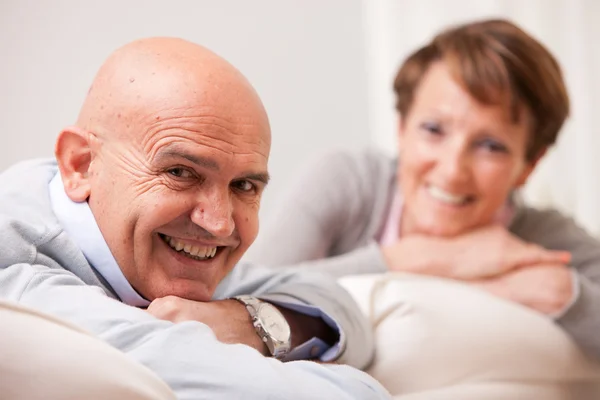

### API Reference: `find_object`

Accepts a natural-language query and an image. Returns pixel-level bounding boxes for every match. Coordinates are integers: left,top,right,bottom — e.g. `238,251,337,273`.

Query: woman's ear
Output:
54,126,93,202
515,148,547,187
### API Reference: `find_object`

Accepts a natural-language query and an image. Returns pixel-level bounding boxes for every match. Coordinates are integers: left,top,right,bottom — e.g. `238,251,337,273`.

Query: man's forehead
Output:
77,38,271,152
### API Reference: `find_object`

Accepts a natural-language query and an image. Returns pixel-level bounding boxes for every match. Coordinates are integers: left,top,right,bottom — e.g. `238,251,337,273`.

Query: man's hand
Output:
468,264,575,315
147,296,270,355
148,296,340,359
382,225,571,280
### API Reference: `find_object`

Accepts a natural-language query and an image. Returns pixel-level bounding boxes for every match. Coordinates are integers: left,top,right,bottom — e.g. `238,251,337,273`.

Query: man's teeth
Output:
427,185,469,205
163,235,217,259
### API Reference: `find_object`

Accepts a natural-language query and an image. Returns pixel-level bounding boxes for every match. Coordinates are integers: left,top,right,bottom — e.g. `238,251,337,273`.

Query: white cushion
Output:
339,273,600,399
0,300,176,400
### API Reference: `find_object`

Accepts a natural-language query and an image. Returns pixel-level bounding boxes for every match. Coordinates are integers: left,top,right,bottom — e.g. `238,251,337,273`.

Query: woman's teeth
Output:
162,235,217,260
427,185,469,205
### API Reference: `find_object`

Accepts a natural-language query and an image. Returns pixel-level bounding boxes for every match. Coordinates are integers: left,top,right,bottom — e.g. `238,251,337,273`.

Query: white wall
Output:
0,0,371,216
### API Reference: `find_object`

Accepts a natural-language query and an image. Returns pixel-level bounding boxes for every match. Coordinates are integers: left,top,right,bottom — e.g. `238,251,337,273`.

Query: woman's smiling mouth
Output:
426,184,474,206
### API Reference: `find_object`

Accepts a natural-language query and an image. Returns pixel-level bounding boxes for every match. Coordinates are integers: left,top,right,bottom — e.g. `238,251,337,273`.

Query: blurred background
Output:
2,0,599,235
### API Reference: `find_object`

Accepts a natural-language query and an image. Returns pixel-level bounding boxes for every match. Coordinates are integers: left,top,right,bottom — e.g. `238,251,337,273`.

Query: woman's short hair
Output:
393,19,569,161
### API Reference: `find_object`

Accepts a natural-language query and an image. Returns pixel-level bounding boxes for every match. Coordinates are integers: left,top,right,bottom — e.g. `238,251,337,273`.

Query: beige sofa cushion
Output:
0,300,176,400
339,273,600,400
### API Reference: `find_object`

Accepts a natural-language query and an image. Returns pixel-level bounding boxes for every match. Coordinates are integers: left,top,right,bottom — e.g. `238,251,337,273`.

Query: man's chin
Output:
177,285,216,302
145,279,216,302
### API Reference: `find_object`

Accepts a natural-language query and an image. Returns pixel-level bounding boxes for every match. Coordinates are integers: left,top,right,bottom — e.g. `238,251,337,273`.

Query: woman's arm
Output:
381,225,571,280
508,208,600,359
458,207,600,359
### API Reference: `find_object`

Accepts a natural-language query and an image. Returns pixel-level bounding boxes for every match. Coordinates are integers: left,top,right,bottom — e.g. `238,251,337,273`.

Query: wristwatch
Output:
233,295,292,359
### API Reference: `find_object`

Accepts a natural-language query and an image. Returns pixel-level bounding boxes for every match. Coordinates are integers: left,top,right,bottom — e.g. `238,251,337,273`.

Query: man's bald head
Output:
56,38,272,302
77,37,270,145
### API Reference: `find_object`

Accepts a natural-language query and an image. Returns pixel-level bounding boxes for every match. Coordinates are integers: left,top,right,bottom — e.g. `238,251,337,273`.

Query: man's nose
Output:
190,189,235,238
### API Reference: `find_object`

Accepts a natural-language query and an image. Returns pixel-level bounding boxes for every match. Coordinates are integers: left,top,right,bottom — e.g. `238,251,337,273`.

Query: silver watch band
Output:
235,295,261,315
233,295,291,359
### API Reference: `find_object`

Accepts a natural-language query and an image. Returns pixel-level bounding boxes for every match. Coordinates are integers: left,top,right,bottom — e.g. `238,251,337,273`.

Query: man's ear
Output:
515,147,547,188
54,126,93,202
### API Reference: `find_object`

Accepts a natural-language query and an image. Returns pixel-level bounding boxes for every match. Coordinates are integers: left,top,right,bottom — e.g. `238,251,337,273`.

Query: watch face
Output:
258,304,291,343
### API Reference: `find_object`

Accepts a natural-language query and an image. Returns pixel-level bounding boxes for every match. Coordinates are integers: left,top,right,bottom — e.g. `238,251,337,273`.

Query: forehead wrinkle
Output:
144,133,268,169
144,105,259,124
142,127,264,156
139,109,264,140
141,122,269,161
147,115,258,138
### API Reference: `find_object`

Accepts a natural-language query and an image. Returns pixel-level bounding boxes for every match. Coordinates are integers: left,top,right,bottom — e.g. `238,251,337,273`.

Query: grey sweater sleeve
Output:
246,148,390,277
0,263,390,400
511,207,600,359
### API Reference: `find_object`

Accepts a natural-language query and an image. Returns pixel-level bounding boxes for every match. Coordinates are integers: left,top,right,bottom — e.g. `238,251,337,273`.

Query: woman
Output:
248,19,600,361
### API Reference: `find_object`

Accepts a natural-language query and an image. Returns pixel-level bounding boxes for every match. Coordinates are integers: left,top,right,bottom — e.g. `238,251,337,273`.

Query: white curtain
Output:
362,0,600,236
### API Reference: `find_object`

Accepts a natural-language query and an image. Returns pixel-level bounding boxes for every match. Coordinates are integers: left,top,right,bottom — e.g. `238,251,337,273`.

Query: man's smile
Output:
159,233,222,261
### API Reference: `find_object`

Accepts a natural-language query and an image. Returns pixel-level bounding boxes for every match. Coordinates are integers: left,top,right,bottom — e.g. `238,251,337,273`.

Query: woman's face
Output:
399,61,538,237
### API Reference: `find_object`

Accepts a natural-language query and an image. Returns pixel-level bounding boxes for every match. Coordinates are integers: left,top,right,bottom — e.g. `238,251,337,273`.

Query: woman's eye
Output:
167,167,194,179
479,139,508,153
420,122,442,135
233,180,255,193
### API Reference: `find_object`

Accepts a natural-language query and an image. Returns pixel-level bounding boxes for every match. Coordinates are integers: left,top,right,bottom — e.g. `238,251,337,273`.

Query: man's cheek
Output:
246,221,260,246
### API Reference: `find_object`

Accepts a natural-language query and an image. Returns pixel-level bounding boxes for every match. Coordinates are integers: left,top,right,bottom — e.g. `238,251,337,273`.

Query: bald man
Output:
0,38,390,399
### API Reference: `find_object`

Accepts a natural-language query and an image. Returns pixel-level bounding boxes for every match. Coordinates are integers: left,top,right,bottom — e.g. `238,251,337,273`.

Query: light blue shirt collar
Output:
49,172,150,307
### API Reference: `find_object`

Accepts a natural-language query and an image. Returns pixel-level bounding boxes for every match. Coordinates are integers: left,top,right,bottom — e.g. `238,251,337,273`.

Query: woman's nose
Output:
437,143,471,185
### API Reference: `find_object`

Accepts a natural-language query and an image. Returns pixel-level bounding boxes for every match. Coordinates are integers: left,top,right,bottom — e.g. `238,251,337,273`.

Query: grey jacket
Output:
0,158,390,400
247,148,600,359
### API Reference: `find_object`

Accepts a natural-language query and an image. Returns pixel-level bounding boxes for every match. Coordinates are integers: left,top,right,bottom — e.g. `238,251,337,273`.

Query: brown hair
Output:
393,19,569,161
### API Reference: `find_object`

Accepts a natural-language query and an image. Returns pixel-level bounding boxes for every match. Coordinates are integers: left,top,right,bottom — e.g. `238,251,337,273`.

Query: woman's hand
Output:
381,225,571,280
448,225,571,279
468,263,575,315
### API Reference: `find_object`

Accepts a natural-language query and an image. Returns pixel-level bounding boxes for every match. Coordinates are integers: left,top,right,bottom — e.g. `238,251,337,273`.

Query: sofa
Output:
339,273,600,399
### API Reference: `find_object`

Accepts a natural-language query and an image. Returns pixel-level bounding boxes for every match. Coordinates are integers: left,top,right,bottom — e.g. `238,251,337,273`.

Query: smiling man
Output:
0,38,389,399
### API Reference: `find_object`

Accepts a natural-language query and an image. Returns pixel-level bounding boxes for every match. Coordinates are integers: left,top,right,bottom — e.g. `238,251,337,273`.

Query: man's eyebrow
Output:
155,150,220,171
240,172,270,185
154,148,269,184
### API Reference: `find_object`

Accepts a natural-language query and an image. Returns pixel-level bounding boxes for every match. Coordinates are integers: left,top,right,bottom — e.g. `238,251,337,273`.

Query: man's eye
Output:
232,180,255,192
167,167,194,179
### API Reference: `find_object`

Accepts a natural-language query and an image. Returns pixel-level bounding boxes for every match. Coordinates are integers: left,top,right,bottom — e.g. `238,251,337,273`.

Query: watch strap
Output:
233,295,291,359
